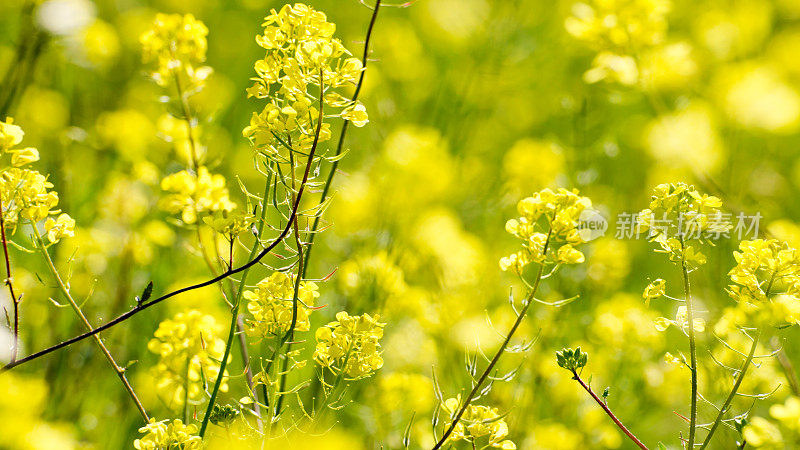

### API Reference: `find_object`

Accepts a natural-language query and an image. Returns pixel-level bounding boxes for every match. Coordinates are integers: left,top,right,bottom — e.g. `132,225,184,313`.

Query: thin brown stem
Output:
571,370,648,449
32,227,149,422
0,201,20,362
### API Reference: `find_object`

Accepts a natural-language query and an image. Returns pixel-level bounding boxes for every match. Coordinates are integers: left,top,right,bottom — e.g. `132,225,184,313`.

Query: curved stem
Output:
432,231,551,450
300,0,381,278
571,370,648,450
32,227,149,422
198,71,325,438
197,172,271,435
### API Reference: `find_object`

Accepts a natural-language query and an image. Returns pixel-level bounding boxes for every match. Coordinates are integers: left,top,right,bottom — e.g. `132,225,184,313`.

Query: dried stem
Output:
571,370,648,450
32,226,149,422
0,201,20,362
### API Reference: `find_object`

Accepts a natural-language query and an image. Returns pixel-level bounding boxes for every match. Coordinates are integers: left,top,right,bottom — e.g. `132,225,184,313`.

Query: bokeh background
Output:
2,0,800,448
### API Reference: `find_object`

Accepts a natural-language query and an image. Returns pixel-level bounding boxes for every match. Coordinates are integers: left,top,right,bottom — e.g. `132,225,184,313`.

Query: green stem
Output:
183,360,191,422
32,226,150,422
198,171,273,437
699,330,761,449
432,231,551,450
700,272,775,448
680,239,698,449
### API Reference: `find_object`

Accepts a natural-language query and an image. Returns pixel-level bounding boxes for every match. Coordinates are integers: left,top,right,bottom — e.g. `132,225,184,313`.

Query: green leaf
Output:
140,281,154,304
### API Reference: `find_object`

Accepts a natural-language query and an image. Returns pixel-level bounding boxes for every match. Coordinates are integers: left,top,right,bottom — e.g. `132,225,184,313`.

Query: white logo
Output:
577,209,608,242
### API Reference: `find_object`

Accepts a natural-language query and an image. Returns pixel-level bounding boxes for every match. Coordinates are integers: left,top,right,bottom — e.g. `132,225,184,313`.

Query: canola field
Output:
1,0,800,449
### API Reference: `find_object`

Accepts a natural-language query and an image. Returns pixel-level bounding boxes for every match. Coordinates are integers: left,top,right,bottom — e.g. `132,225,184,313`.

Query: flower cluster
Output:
713,240,800,332
441,397,516,449
203,210,255,238
244,271,320,337
565,0,671,85
134,418,201,450
729,239,800,303
147,310,229,408
0,118,39,167
637,183,730,269
0,119,74,242
159,167,236,225
500,188,592,274
140,13,211,88
314,311,384,379
242,3,368,157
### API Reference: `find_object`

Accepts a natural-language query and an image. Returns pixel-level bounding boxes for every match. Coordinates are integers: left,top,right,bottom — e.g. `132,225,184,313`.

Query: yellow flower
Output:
729,239,800,304
637,183,730,269
654,306,705,332
159,166,236,224
140,13,210,88
134,418,201,450
441,397,516,449
243,3,367,158
0,168,60,227
314,311,385,379
202,210,255,237
643,278,666,305
44,213,76,243
147,310,228,408
245,271,319,337
341,102,369,127
557,244,585,264
501,188,592,273
0,117,24,152
0,117,40,168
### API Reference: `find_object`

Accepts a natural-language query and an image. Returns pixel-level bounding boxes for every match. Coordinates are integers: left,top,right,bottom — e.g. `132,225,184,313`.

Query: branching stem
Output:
432,230,551,450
